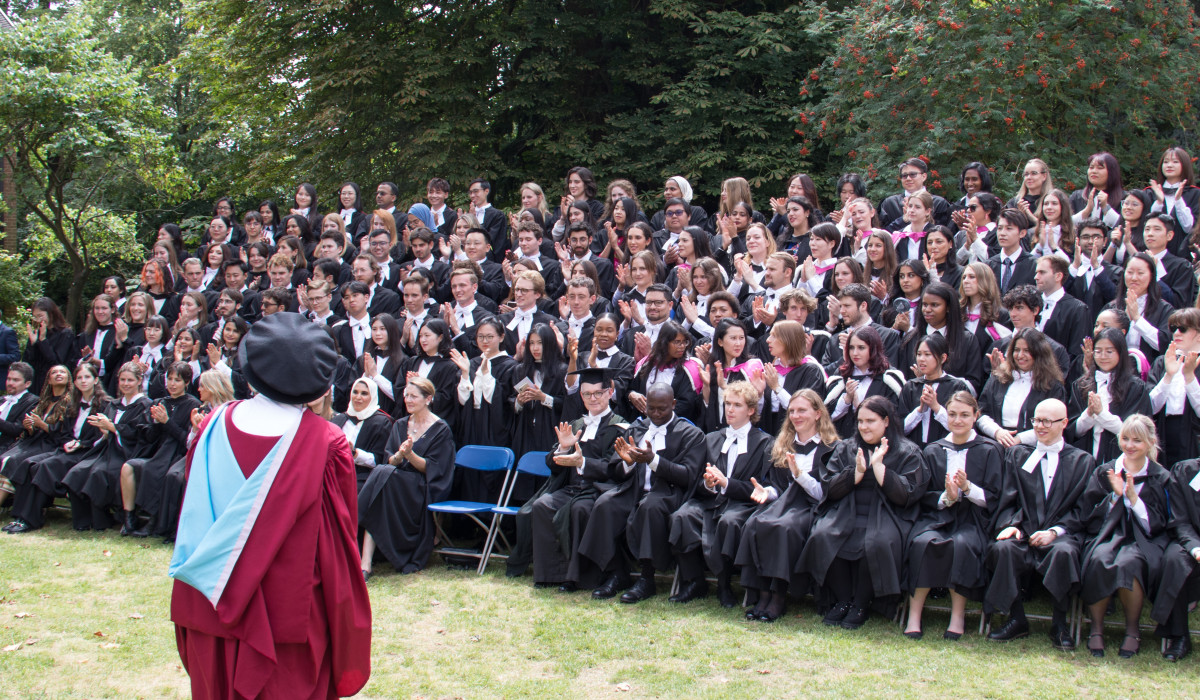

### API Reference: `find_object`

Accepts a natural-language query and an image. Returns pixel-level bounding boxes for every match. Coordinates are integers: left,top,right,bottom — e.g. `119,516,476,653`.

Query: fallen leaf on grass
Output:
615,683,631,692
102,550,112,557
435,628,445,635
430,599,441,606
128,613,144,620
23,638,38,646
14,612,33,619
99,642,120,649
53,562,60,567
2,643,21,652
757,669,771,675
93,631,105,638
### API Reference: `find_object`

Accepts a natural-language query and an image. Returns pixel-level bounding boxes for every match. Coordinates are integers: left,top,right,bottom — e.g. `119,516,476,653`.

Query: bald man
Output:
985,398,1094,650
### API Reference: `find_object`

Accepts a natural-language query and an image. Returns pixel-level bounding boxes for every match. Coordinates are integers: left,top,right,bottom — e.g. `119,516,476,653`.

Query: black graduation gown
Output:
699,361,758,433
977,374,1067,434
454,354,516,449
906,436,1003,597
509,412,628,585
22,327,79,393
668,427,773,578
984,443,1094,613
393,356,458,431
965,307,1011,369
560,350,635,424
353,352,405,417
61,397,153,529
988,333,1076,386
1078,460,1172,605
510,363,568,460
1157,459,1200,632
77,326,122,394
136,393,203,533
1150,357,1200,468
0,393,39,454
736,439,835,595
824,370,905,440
897,374,973,448
330,411,394,491
796,438,927,609
576,416,706,573
628,360,703,424
898,330,983,391
1105,297,1172,363
358,418,456,573
0,397,72,486
1067,376,1151,464
12,399,110,529
756,361,828,437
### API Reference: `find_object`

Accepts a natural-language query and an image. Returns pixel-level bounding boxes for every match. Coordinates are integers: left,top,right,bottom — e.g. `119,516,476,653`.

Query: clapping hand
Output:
704,463,729,491
554,422,582,451
750,477,770,504
553,442,584,469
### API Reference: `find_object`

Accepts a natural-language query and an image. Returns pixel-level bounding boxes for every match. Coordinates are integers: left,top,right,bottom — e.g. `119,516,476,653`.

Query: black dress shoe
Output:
1,521,16,533
822,602,852,626
591,573,631,600
757,609,784,623
1117,634,1139,659
1050,623,1075,651
668,579,709,603
987,618,1030,642
620,577,657,604
557,582,578,593
717,585,738,609
943,630,962,641
1163,635,1192,662
745,607,763,621
120,510,139,537
840,605,869,629
6,521,32,534
362,569,371,583
903,629,923,640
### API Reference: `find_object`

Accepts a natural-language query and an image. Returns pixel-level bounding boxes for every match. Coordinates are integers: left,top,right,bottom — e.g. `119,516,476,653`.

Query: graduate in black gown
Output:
824,326,905,439
1104,252,1172,363
358,377,456,576
330,378,393,491
133,363,207,538
560,313,635,424
62,362,153,531
1078,415,1171,659
576,383,706,601
626,321,704,424
897,334,973,449
1148,307,1200,468
984,398,1094,650
798,395,926,629
904,391,1003,641
1159,458,1200,661
976,327,1067,448
510,323,567,459
355,313,406,417
21,298,79,393
513,368,629,588
698,319,761,432
0,365,72,531
6,362,109,533
394,319,459,433
1069,328,1150,465
752,320,828,437
668,382,774,607
0,363,39,461
897,282,983,392
450,317,515,450
737,388,840,622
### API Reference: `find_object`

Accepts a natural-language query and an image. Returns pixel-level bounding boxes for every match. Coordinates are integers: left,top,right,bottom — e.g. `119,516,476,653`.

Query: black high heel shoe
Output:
1118,634,1140,659
1087,632,1105,658
943,630,962,641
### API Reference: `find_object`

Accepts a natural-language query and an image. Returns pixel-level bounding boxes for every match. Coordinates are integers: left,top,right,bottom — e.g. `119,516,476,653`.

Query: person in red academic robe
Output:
169,313,371,699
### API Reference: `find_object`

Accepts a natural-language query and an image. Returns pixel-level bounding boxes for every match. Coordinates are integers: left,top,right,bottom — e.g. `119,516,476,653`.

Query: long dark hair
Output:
711,318,752,366
905,283,966,359
419,318,454,358
1084,152,1125,205
70,360,110,419
995,327,1062,391
158,223,187,261
894,259,931,299
855,395,903,448
612,197,640,231
281,214,313,245
568,200,598,234
367,313,406,366
681,226,714,260
1112,252,1163,315
338,181,362,211
258,200,281,228
566,166,599,200
518,323,566,388
959,162,994,194
638,321,690,379
840,325,889,379
1077,327,1133,407
31,297,69,331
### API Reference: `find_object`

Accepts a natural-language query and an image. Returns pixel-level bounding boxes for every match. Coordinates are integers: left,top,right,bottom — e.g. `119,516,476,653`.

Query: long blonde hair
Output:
959,262,1003,325
772,389,839,468
1015,158,1055,218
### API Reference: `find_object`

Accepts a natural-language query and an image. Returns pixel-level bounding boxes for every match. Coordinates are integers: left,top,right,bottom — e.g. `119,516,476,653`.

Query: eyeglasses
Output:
1078,233,1103,240
666,210,687,217
514,287,535,294
1023,170,1046,178
468,188,485,195
900,171,922,179
645,299,670,307
581,390,609,400
476,334,499,342
1032,417,1066,427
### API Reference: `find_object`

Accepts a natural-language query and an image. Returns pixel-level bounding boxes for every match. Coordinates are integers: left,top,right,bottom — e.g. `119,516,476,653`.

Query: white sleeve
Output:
1149,375,1171,414
477,371,497,403
1132,316,1162,351
372,372,395,400
1185,376,1200,416
794,469,824,501
355,448,377,467
457,373,472,405
968,236,990,264
903,406,926,434
975,414,1000,438
1075,411,1096,432
963,483,987,508
1101,206,1121,228
1094,409,1123,435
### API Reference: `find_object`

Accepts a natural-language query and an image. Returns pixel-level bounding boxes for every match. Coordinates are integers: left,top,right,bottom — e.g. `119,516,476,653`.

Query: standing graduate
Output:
1069,328,1150,464
511,323,568,458
798,395,927,629
897,282,983,391
737,389,840,622
395,319,459,432
824,326,905,439
359,377,456,577
897,334,973,448
514,368,628,589
561,313,635,424
450,317,515,449
21,298,79,393
169,312,370,699
576,383,706,601
1106,252,1172,363
904,392,1003,641
1148,308,1200,467
330,378,393,491
356,313,406,417
62,362,153,531
668,382,774,607
1078,415,1172,659
1159,457,1200,661
984,399,1094,650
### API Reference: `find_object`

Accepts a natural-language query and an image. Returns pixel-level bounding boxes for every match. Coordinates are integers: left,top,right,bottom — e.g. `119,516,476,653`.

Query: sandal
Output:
362,569,372,583
1118,634,1140,659
1087,632,1105,658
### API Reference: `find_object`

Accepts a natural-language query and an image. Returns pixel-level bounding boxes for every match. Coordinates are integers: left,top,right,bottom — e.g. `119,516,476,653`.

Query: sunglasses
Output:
966,204,979,212
1170,325,1192,334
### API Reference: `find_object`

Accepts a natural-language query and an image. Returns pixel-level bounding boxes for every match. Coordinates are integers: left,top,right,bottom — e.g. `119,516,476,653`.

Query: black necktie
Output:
1001,259,1014,291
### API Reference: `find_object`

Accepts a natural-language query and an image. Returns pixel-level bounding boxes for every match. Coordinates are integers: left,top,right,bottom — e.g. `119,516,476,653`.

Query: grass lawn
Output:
2,517,1199,698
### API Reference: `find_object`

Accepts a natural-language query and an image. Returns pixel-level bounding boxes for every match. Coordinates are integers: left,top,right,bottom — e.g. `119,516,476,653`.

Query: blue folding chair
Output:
477,451,551,574
428,445,515,568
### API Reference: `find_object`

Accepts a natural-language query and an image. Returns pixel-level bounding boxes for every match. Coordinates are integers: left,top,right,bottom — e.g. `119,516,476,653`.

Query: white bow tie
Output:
582,410,609,441
1021,439,1064,474
644,422,669,453
721,424,751,460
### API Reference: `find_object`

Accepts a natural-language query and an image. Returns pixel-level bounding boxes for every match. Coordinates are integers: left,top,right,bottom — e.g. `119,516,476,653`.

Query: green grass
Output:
2,516,1199,698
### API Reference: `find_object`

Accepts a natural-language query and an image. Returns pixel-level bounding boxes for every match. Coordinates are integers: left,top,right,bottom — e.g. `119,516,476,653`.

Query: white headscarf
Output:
669,176,694,204
346,377,380,421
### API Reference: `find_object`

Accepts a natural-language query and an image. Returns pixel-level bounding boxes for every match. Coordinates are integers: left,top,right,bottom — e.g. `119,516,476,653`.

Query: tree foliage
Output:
0,8,190,323
800,0,1200,197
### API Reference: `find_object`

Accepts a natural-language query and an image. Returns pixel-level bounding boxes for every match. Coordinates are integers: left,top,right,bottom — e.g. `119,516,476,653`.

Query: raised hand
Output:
633,332,651,363
1105,469,1126,498
855,448,868,475
555,241,571,265
555,422,582,451
449,348,470,373
747,366,766,395
750,477,770,504
1184,349,1200,378
762,363,781,391
694,342,711,366
1125,289,1140,322
1081,336,1094,372
205,343,222,367
770,196,787,215
557,295,570,320
988,348,1008,372
944,470,960,501
362,353,377,378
